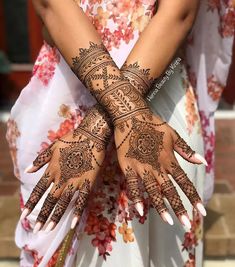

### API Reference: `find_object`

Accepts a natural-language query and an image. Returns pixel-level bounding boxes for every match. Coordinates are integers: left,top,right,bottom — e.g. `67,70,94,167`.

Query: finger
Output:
24,143,55,173
169,162,207,217
20,171,53,220
125,166,144,216
160,174,191,229
141,170,173,225
172,130,207,166
45,183,77,233
71,179,92,229
33,180,65,233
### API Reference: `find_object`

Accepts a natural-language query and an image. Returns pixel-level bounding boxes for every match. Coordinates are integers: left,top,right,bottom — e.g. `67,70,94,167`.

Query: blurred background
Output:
0,1,234,266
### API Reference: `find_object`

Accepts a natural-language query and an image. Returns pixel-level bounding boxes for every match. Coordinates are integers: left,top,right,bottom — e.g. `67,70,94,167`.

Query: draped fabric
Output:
6,0,234,266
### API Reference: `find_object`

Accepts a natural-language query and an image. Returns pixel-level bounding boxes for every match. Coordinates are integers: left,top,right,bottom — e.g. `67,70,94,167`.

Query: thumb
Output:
172,130,207,166
24,143,55,173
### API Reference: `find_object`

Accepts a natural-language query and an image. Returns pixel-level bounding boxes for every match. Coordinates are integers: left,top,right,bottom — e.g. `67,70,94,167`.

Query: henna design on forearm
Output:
142,170,167,215
125,166,143,204
37,192,58,224
121,61,155,96
74,179,91,217
50,184,75,224
161,179,186,217
24,172,51,211
71,41,150,128
125,118,165,175
74,104,113,151
174,131,195,158
170,162,201,205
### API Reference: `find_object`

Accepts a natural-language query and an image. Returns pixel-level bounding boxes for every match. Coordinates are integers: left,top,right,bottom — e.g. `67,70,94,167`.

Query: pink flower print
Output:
32,42,60,86
92,232,113,257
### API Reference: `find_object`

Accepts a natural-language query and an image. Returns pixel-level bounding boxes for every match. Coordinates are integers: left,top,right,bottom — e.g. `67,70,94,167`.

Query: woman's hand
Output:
115,108,207,228
20,104,113,233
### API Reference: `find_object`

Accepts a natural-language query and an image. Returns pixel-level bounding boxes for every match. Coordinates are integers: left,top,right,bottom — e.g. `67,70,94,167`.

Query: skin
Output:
22,0,206,233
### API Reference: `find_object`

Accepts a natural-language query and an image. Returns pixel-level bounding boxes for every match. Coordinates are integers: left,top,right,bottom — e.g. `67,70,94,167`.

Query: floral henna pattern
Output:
125,118,165,174
170,162,201,206
50,184,75,224
24,172,51,211
161,179,187,217
125,166,142,204
74,179,91,217
174,130,195,158
142,170,167,215
74,104,113,151
59,139,95,182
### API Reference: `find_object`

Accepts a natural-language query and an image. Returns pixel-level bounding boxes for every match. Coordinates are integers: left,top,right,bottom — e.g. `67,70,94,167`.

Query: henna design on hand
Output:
37,192,58,224
142,170,167,215
125,118,165,175
74,179,91,217
174,131,195,158
121,61,155,96
170,162,201,206
59,139,94,181
24,172,51,211
125,166,143,204
50,184,75,224
74,104,113,151
33,143,54,167
161,179,186,217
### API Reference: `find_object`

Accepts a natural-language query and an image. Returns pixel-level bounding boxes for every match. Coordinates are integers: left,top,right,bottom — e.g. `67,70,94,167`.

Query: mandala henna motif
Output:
142,170,167,214
24,172,51,211
161,179,186,217
51,184,75,223
174,131,195,158
74,179,91,217
125,118,164,174
59,139,94,182
170,162,201,205
125,166,143,204
37,193,58,224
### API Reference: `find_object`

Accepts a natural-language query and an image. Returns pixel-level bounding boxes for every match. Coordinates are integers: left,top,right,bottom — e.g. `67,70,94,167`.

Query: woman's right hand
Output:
20,104,113,233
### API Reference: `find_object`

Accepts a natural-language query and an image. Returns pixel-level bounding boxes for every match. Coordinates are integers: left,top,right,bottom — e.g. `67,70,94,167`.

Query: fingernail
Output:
45,221,55,233
135,202,144,216
194,153,208,166
71,217,78,229
33,222,42,234
24,164,34,173
196,203,207,216
20,208,29,220
162,212,174,225
181,215,191,229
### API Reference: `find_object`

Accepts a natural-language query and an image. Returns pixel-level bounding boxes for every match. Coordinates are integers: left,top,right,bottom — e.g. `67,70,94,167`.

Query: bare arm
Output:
34,0,199,80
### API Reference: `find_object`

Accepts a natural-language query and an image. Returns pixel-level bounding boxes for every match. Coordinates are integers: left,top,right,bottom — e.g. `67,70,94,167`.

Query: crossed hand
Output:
21,42,207,234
